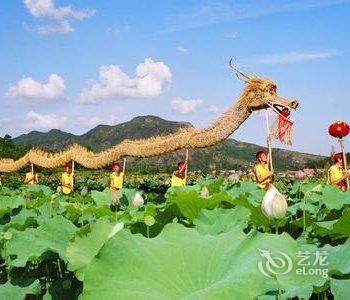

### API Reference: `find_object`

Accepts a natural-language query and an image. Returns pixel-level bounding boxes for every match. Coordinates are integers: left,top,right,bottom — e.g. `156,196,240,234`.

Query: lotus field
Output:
1,176,350,299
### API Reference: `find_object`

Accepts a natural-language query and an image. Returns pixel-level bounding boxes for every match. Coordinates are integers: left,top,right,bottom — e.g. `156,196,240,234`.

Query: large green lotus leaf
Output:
0,186,13,195
291,212,315,229
194,206,251,235
290,182,322,197
36,202,55,219
227,188,276,228
83,205,116,220
91,189,112,206
313,208,350,239
288,200,319,215
227,181,265,206
21,184,53,196
62,202,84,223
5,215,77,267
0,195,24,217
330,279,350,299
0,280,41,299
328,238,350,275
165,186,230,220
6,209,38,230
195,177,226,194
67,220,123,280
83,222,327,299
319,186,350,210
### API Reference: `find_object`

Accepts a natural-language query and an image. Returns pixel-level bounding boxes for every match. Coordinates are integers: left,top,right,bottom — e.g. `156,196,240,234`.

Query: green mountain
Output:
12,115,324,172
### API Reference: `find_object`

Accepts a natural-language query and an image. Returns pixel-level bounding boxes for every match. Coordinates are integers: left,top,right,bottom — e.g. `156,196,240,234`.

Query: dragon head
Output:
230,59,299,117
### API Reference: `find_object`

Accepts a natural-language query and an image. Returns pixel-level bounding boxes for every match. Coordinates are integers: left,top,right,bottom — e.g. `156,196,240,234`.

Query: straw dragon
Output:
0,61,298,172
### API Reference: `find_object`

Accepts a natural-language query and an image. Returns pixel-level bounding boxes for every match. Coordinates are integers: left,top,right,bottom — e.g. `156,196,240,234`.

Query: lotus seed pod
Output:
133,192,144,207
144,215,156,226
3,231,12,240
261,185,288,219
200,186,210,198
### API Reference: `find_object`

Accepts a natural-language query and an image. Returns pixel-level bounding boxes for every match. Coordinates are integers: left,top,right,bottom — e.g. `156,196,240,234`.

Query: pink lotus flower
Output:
133,193,144,207
294,170,306,180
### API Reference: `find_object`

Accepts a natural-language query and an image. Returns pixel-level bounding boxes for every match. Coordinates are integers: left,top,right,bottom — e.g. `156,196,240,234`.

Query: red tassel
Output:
271,115,294,145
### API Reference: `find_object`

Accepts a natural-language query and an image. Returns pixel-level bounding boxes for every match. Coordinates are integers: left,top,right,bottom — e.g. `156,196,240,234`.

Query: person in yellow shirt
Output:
328,152,349,192
24,164,39,185
110,161,124,191
254,150,274,189
61,162,74,194
171,161,187,187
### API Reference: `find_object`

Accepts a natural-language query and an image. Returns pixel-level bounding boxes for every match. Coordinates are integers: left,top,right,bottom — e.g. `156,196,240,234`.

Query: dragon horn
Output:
229,58,252,81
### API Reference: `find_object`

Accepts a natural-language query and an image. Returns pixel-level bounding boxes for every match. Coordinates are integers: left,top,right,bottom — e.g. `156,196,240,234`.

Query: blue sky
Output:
0,0,349,156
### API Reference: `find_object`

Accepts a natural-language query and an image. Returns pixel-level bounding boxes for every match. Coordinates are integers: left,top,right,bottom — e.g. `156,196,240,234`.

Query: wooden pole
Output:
31,163,34,174
71,161,75,190
122,158,126,174
339,139,349,190
184,149,189,185
265,110,274,173
122,158,126,188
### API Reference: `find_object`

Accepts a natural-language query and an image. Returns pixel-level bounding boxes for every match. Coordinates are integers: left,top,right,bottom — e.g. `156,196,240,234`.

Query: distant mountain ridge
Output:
13,115,324,172
14,116,192,152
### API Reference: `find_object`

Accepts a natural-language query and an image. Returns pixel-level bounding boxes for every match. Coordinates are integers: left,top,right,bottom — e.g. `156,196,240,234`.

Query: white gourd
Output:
261,185,288,219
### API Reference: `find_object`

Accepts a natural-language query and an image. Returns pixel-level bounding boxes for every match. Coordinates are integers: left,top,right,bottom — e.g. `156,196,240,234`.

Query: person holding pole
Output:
61,162,74,194
254,150,274,189
171,149,188,187
24,163,39,185
171,161,187,187
327,152,350,192
110,161,124,191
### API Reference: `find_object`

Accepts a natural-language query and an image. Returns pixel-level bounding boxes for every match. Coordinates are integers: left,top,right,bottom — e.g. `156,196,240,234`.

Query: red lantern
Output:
328,121,350,139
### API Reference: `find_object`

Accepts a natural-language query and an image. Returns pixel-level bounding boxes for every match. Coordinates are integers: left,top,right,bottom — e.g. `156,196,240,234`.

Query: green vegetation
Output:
0,135,31,160
0,176,350,299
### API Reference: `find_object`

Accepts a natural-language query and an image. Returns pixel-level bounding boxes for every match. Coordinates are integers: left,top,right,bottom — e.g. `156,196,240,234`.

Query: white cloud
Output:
25,111,67,129
0,112,67,136
208,105,221,113
251,50,341,65
24,0,95,34
225,32,237,39
170,97,202,114
176,46,188,53
79,58,172,104
6,74,66,102
36,20,74,34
